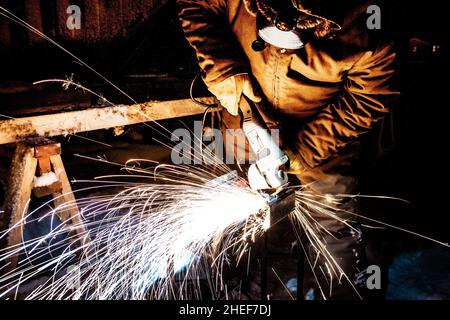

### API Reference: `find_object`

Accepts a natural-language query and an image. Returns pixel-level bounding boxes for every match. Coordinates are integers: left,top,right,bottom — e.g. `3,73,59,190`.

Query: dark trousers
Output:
297,142,368,300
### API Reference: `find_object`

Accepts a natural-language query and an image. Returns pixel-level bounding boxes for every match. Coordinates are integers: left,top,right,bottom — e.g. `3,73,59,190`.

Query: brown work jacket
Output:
177,0,399,171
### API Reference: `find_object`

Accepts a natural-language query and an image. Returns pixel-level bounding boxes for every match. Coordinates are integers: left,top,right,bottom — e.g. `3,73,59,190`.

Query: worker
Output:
177,0,399,299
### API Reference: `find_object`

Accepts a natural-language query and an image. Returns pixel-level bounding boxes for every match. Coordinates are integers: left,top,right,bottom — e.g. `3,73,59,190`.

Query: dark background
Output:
0,0,449,299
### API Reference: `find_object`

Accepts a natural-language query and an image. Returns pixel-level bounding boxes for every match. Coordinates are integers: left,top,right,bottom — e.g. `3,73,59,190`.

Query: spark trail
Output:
0,163,269,300
0,161,448,300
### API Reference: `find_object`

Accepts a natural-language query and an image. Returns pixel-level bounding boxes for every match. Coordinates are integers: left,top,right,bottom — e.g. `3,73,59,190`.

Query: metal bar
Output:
0,97,217,145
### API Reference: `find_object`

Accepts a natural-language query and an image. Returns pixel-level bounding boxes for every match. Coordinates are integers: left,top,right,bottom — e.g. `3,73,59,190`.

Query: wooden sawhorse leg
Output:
1,138,89,274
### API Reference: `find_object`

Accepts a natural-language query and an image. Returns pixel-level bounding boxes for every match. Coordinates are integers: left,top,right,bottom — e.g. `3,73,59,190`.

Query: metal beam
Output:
0,97,218,145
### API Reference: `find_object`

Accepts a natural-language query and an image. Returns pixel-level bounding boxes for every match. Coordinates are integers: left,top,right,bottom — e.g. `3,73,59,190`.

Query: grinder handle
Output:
239,96,289,189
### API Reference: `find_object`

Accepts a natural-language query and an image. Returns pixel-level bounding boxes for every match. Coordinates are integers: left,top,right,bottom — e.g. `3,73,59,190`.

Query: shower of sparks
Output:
0,160,448,300
290,192,363,299
0,163,271,300
0,128,444,300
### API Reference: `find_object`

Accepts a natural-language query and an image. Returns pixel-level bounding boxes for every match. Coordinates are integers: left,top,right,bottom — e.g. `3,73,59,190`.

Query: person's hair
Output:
244,0,340,39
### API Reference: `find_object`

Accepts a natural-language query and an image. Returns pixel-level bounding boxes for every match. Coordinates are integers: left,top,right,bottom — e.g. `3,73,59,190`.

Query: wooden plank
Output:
50,154,90,250
0,97,217,145
24,0,44,44
37,158,52,174
0,0,10,47
33,181,63,198
34,142,61,158
1,143,37,273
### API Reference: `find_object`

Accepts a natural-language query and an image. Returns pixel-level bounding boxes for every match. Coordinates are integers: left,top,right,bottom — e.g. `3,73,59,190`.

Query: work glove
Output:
272,127,305,176
208,73,262,116
283,146,305,176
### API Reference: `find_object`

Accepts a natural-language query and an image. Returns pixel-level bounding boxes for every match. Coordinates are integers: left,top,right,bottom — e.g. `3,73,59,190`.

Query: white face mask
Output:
257,25,304,50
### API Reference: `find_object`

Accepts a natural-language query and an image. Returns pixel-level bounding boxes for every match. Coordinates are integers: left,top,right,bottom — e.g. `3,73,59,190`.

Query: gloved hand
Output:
208,73,262,116
283,146,305,176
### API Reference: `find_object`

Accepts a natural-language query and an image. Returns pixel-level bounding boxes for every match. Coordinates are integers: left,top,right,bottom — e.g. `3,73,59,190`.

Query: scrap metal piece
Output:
266,188,296,227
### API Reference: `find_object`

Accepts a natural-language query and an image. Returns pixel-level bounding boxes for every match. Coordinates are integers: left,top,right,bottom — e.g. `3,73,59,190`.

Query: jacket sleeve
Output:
292,42,400,170
177,0,248,86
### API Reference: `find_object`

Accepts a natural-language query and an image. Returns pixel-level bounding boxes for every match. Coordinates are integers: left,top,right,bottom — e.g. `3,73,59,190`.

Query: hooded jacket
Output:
177,0,399,171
